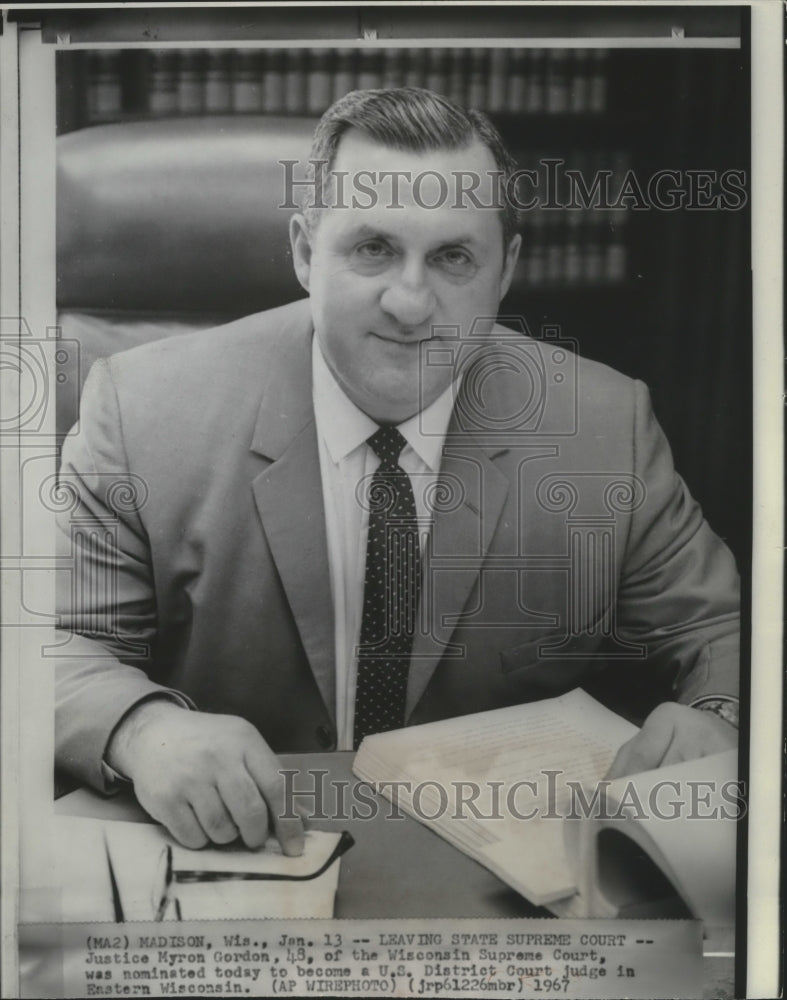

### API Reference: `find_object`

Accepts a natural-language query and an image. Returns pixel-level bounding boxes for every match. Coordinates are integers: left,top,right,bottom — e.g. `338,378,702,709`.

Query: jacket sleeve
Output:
614,379,740,703
55,359,193,793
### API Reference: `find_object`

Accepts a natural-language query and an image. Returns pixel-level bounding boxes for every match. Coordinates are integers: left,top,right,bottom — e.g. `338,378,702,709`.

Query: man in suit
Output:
56,88,739,856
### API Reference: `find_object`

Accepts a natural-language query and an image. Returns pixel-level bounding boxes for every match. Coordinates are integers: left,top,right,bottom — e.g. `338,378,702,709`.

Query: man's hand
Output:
605,702,737,781
106,701,304,854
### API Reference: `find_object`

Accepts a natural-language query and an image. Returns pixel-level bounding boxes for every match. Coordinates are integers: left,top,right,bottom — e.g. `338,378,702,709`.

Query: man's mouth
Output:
369,331,435,346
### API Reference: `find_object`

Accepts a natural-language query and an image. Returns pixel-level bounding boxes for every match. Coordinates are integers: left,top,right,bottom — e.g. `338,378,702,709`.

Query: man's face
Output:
290,130,521,423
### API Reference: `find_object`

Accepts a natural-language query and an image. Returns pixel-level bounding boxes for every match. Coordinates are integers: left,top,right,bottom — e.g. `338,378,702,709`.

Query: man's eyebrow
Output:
344,224,481,251
345,223,392,241
431,235,479,249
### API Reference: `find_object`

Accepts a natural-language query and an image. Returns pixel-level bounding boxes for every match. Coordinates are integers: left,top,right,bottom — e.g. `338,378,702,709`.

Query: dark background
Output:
502,45,751,572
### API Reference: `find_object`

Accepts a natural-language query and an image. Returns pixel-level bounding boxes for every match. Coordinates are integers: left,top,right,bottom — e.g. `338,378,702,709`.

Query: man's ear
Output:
499,233,522,302
289,213,313,293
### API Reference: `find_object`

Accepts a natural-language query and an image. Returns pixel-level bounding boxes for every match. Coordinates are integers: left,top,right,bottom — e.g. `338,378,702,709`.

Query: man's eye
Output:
441,249,470,264
356,240,392,259
433,248,476,276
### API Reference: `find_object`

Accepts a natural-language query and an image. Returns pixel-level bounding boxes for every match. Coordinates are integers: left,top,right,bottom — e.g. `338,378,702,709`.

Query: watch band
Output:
690,694,739,730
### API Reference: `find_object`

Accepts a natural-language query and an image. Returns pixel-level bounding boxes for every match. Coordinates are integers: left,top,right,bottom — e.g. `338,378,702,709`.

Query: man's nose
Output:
379,262,436,328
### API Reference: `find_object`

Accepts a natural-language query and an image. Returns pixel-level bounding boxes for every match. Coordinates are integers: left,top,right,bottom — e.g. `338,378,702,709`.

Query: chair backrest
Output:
56,114,316,437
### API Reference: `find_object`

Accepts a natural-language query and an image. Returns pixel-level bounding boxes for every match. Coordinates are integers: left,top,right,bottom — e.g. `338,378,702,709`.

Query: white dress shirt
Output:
312,336,458,750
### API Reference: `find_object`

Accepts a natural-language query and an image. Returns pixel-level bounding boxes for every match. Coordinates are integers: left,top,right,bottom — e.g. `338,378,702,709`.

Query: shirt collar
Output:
312,336,457,472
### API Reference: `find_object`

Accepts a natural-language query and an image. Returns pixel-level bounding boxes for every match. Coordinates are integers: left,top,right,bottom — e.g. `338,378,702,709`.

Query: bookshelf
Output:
58,47,612,126
57,46,628,291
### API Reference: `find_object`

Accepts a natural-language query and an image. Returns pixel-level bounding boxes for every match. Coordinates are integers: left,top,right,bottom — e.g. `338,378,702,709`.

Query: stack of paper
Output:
569,750,738,926
353,689,637,908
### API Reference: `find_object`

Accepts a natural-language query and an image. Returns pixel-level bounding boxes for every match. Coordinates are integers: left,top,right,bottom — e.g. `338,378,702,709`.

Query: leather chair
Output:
56,114,316,439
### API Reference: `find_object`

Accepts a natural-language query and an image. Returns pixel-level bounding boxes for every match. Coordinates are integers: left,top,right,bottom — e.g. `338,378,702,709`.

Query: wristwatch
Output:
690,694,740,730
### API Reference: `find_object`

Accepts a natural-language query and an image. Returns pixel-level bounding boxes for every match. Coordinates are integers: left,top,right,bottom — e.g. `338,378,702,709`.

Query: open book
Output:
352,690,737,924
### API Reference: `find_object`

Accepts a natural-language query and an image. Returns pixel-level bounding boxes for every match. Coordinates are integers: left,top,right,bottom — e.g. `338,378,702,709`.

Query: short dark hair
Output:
301,87,520,247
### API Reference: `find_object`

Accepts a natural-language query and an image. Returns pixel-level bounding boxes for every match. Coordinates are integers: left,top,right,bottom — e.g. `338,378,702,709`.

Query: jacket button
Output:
315,725,335,749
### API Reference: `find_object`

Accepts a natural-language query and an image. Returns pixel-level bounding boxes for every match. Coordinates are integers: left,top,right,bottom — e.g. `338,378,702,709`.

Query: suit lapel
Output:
406,424,510,719
249,309,335,720
406,327,562,716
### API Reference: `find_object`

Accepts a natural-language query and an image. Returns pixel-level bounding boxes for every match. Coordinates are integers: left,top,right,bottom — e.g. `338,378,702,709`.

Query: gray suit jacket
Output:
55,299,740,790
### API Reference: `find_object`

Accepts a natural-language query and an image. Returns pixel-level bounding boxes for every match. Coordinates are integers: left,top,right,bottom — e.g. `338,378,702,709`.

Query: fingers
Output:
244,744,305,857
190,786,241,846
659,737,695,769
146,775,272,852
217,769,270,850
605,705,677,780
604,702,739,781
138,792,209,851
294,802,312,832
163,803,208,850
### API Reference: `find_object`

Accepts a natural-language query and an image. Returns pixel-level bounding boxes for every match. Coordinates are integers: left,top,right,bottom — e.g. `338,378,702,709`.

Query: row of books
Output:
83,46,611,123
514,150,631,285
510,148,633,227
514,237,628,288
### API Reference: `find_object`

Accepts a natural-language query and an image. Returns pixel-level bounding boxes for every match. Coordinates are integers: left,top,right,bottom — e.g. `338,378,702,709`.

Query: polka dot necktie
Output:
353,425,421,749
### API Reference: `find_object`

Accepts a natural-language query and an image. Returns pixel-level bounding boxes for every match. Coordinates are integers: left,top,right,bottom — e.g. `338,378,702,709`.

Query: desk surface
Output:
55,750,734,996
